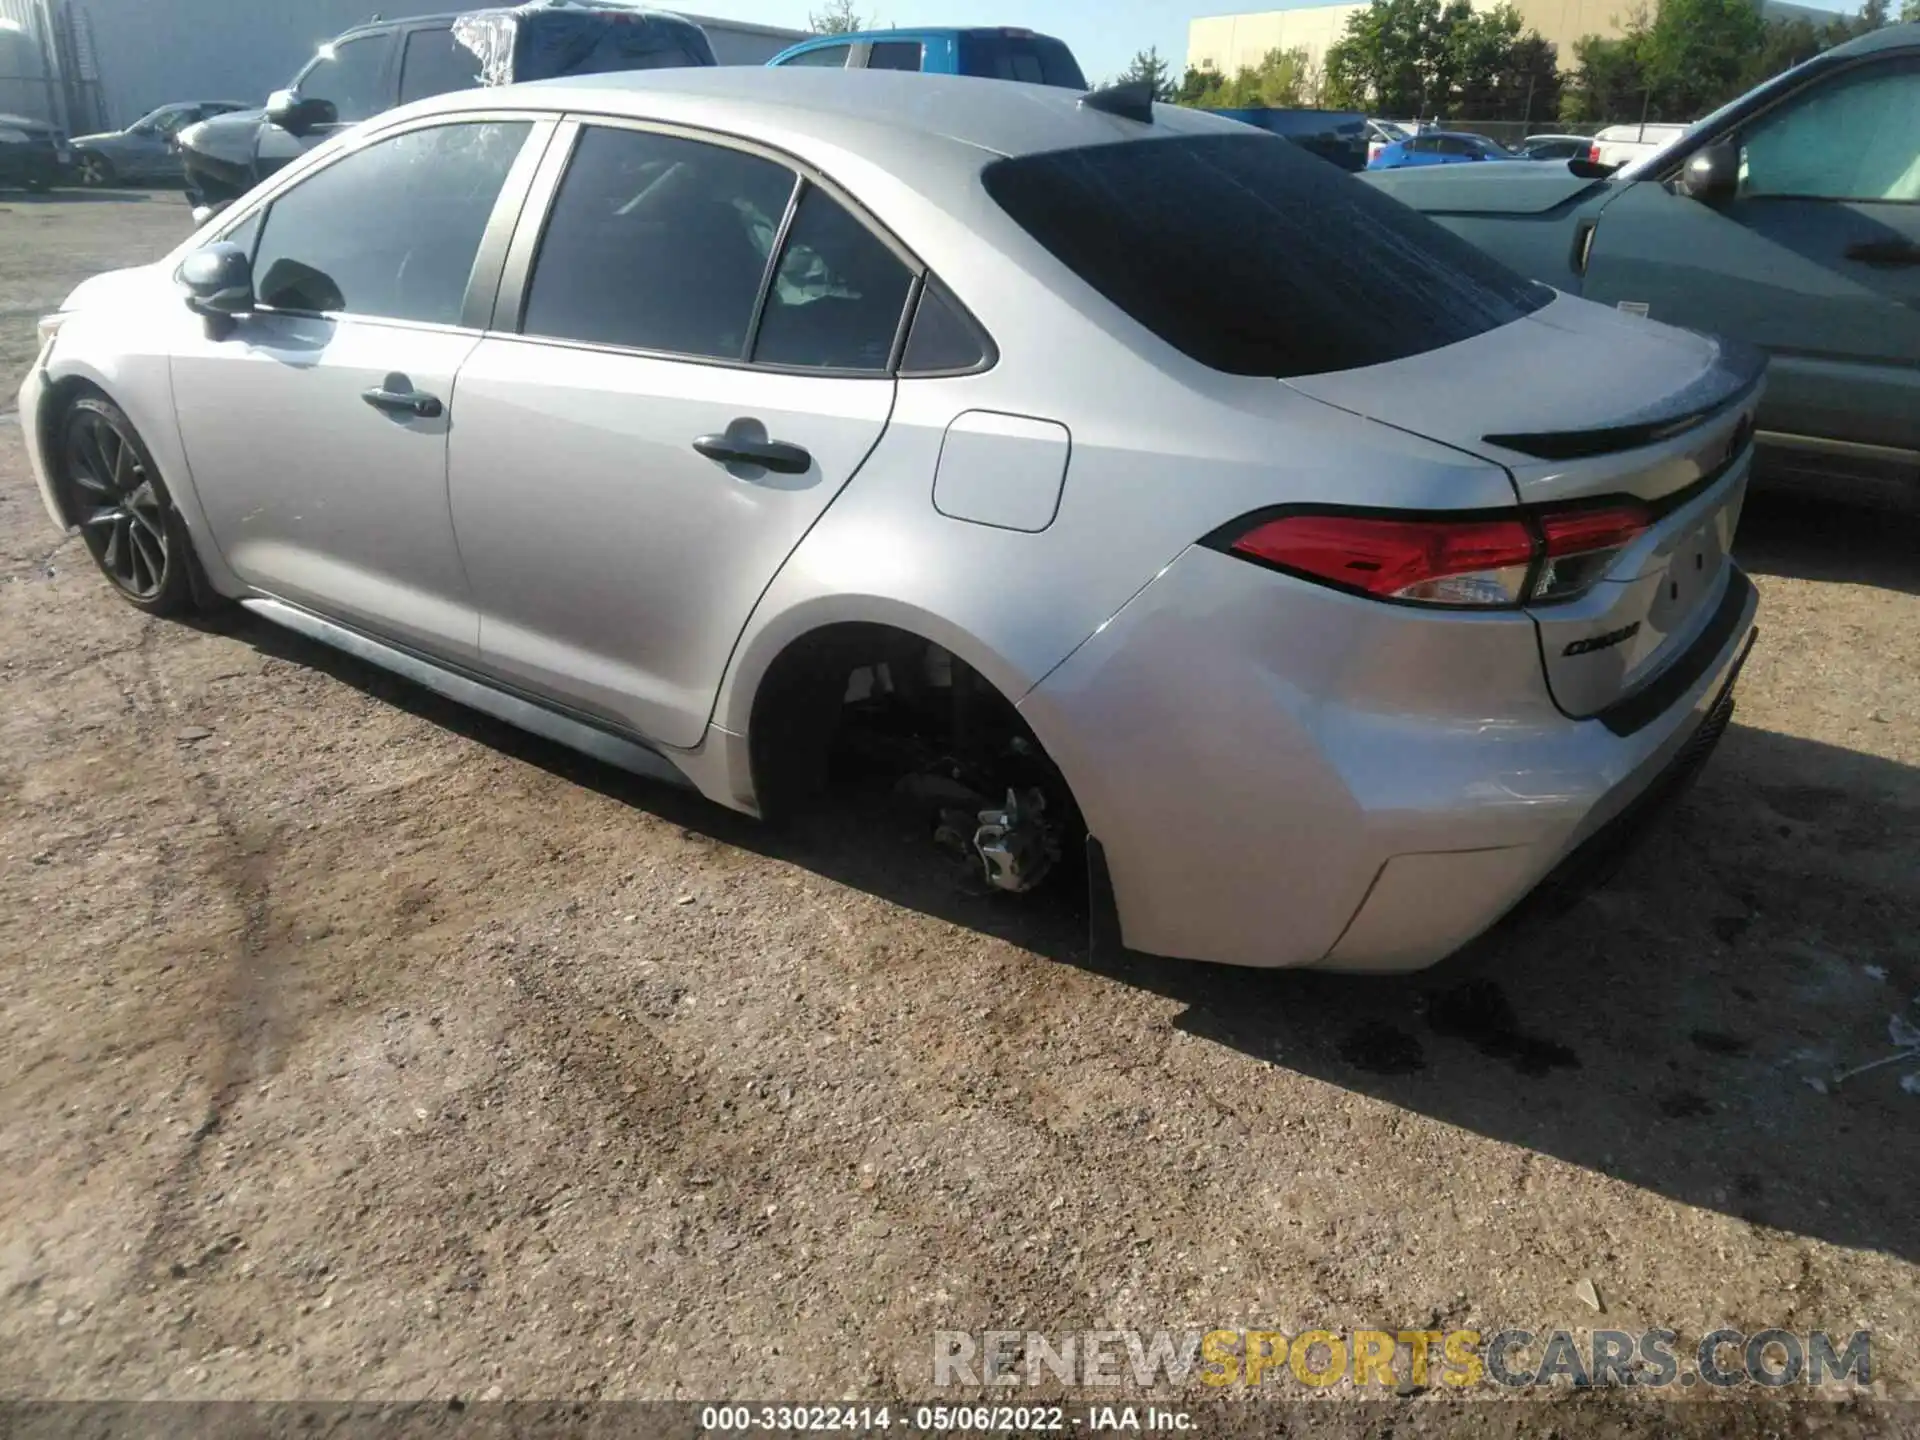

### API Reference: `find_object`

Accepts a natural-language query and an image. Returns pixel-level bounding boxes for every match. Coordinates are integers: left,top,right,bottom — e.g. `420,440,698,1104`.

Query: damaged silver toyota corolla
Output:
21,69,1760,971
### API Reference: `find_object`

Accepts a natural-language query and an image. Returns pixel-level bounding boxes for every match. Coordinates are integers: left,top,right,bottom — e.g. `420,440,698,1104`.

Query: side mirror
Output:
266,88,336,136
1679,142,1738,202
178,242,254,331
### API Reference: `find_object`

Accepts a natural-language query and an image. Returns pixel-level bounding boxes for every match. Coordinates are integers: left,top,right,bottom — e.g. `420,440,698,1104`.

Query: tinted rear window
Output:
983,133,1549,378
958,33,1086,89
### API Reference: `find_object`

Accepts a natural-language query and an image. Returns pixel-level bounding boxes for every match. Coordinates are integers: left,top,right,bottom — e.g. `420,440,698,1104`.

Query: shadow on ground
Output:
0,188,153,205
192,486,1920,1271
1739,485,1920,597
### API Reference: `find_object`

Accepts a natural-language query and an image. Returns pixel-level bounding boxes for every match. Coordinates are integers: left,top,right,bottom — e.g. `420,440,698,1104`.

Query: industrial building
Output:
0,0,804,135
1188,0,1843,76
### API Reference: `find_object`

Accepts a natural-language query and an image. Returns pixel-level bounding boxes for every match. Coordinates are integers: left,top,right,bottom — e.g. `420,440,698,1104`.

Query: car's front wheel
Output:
58,394,201,615
76,152,114,186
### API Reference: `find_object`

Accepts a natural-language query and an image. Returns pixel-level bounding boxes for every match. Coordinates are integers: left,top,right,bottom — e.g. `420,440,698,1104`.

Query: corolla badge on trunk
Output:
1564,621,1642,657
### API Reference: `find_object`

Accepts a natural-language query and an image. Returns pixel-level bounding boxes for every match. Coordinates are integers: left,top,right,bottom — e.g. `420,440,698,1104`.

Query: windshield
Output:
957,32,1086,89
984,133,1550,379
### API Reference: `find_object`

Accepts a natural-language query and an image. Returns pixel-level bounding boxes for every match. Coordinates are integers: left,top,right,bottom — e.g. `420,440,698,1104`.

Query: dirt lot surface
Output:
2,189,1918,1424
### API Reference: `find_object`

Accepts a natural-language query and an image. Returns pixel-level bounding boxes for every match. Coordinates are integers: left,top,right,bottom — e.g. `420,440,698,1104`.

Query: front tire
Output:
58,395,200,616
76,152,114,187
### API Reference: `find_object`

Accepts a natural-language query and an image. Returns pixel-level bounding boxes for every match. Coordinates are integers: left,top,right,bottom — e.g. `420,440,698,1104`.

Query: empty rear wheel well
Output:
746,623,1084,892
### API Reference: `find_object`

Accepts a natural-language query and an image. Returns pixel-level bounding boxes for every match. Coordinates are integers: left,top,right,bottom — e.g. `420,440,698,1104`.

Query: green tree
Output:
1323,0,1554,118
1325,0,1443,116
809,0,864,35
1120,46,1178,102
1638,0,1765,116
1740,15,1826,88
1176,62,1228,106
1903,0,1920,24
1174,48,1318,109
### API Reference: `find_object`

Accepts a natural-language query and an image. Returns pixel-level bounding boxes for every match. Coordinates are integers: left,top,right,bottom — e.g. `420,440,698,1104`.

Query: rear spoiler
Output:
1484,337,1767,460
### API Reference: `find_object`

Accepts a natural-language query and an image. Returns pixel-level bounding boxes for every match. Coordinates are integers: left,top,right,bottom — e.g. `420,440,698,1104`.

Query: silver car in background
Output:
71,102,248,186
20,69,1761,972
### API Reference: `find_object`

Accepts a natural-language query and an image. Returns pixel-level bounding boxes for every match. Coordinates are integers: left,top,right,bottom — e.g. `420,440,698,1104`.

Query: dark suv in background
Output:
177,7,715,212
0,111,67,192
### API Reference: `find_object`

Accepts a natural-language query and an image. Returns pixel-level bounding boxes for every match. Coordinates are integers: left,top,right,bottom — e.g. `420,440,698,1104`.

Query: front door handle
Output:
1846,239,1920,267
361,374,443,419
693,432,812,475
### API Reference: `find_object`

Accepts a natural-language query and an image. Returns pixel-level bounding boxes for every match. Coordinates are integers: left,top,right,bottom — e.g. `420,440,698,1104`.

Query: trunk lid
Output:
1287,294,1764,720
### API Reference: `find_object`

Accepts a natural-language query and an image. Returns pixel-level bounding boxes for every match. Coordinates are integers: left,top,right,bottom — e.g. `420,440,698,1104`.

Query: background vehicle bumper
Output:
1020,546,1760,972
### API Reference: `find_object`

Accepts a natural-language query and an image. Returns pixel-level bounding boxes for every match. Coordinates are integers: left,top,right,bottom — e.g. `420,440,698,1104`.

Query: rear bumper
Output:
1513,631,1747,922
1021,544,1759,972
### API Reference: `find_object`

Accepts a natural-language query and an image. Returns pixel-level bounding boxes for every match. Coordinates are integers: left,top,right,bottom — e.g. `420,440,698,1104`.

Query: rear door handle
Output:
361,375,443,419
693,433,812,475
1846,239,1920,267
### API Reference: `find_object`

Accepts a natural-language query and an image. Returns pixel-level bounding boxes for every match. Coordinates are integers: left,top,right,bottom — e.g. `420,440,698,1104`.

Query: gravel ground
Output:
1,189,1917,1422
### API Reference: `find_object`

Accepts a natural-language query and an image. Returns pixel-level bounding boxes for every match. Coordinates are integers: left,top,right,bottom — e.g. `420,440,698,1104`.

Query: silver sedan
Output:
20,69,1761,971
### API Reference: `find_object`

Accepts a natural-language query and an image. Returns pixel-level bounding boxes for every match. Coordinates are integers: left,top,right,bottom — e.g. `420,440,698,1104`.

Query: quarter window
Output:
297,33,391,125
900,277,988,374
1739,57,1920,202
752,185,914,370
522,126,797,358
252,121,532,323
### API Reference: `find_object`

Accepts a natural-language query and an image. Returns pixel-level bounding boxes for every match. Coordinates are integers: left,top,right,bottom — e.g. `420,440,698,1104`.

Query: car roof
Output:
410,65,1245,160
1825,18,1918,57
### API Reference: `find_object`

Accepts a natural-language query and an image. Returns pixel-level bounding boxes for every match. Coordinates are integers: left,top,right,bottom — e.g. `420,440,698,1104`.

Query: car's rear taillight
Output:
1225,513,1537,606
1532,502,1652,601
1588,142,1602,163
1213,503,1652,608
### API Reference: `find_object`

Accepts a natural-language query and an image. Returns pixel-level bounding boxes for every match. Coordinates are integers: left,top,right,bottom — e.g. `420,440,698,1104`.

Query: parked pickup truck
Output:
176,2,734,214
1588,121,1688,170
1363,23,1920,503
767,27,1087,88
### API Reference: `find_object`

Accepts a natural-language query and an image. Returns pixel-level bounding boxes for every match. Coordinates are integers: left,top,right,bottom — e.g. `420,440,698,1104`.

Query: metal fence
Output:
0,0,106,134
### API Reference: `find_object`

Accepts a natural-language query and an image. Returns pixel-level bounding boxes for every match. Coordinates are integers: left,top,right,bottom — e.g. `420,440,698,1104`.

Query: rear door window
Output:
752,185,914,370
398,26,479,104
983,133,1549,379
522,125,797,358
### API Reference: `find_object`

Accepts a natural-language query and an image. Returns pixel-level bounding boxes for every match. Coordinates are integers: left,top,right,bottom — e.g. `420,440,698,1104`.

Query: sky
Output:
688,0,1859,88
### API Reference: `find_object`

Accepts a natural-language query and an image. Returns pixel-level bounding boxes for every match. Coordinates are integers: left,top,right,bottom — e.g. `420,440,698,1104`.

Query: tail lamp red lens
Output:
1221,502,1652,608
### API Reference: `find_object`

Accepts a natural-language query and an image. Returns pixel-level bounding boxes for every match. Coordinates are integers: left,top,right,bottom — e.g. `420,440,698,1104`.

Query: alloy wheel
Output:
67,407,168,600
78,154,110,186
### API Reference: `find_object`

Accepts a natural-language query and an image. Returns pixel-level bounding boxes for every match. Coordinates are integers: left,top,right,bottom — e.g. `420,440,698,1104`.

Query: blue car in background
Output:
767,27,1086,88
1368,130,1516,169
